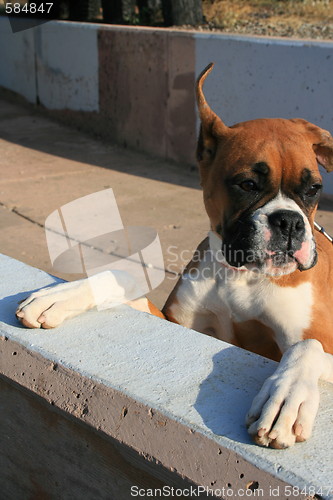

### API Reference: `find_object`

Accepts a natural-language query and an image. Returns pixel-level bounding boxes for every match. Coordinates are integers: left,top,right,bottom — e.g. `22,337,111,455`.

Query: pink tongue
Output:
293,241,311,265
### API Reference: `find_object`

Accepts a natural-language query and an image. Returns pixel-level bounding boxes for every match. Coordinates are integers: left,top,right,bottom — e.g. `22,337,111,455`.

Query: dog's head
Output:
196,63,333,276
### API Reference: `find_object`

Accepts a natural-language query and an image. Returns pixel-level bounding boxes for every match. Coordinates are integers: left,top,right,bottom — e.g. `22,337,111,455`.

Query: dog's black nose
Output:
268,210,305,239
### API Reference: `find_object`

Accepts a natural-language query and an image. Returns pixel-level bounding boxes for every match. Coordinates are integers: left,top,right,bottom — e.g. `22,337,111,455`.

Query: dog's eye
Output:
239,180,258,192
305,184,322,197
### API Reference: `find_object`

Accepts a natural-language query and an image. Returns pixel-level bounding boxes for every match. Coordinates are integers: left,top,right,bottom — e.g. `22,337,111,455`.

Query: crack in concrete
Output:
0,201,179,278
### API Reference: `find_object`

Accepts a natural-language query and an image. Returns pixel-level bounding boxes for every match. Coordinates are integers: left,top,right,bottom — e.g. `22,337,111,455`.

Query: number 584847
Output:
5,3,54,14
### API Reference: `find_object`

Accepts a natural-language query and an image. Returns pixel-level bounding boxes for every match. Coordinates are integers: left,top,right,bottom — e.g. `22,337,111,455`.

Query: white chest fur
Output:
218,273,313,350
172,232,313,352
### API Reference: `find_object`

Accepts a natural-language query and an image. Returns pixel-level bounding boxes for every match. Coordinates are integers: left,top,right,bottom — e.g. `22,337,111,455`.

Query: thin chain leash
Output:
314,221,333,243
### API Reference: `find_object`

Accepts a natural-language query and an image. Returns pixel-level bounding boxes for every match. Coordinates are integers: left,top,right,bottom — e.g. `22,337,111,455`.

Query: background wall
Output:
0,17,332,190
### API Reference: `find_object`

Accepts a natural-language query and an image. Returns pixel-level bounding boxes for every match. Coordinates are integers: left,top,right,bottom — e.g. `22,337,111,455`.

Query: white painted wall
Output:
0,16,36,103
195,34,333,191
35,22,99,111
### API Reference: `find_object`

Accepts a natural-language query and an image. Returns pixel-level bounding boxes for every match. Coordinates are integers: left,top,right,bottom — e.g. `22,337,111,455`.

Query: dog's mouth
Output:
240,250,298,275
267,250,295,264
223,245,316,276
263,251,299,275
243,246,317,276
210,229,317,276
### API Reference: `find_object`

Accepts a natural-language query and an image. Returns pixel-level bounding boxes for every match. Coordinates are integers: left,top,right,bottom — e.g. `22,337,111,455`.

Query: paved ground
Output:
0,97,208,309
1,96,333,309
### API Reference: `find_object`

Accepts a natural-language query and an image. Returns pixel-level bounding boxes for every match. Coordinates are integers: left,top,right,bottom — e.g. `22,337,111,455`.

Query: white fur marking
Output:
16,270,143,328
253,192,315,269
169,233,313,351
247,339,327,448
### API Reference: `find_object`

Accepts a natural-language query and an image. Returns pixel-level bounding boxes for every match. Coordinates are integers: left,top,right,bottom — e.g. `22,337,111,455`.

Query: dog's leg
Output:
246,339,333,448
16,271,162,328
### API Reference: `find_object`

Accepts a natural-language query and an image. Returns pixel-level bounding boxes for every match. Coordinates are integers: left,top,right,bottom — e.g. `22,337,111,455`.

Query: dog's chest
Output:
182,258,313,347
170,256,313,350
212,271,313,347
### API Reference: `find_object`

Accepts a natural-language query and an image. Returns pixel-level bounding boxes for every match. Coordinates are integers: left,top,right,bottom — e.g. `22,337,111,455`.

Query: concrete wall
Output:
0,20,36,102
1,17,333,190
35,22,99,111
1,253,333,499
1,377,193,500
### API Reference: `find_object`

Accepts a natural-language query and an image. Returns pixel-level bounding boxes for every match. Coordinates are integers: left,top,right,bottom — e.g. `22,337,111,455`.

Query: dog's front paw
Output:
16,280,93,329
246,342,322,448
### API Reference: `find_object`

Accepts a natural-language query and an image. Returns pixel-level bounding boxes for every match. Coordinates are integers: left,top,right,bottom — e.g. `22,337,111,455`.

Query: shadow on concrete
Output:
0,290,41,328
0,282,63,328
0,90,201,190
194,348,276,446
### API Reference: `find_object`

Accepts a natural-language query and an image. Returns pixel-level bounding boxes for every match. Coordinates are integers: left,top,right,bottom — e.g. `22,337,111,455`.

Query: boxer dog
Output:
16,64,333,449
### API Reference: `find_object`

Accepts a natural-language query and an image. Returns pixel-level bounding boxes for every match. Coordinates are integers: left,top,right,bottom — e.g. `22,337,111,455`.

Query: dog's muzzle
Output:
220,202,317,276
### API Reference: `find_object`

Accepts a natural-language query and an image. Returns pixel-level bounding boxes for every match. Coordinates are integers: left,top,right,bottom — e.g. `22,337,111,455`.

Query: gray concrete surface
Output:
1,253,333,498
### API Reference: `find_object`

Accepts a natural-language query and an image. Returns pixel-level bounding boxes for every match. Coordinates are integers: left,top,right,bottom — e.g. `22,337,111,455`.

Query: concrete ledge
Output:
1,253,333,498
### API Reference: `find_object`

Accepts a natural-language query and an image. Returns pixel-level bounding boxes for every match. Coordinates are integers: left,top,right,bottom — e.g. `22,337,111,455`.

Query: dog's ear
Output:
196,63,230,165
291,118,333,172
313,130,333,172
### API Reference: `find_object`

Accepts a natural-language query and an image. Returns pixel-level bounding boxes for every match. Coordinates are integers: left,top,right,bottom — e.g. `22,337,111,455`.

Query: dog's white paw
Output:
16,270,141,329
16,280,93,329
246,340,323,449
246,374,319,448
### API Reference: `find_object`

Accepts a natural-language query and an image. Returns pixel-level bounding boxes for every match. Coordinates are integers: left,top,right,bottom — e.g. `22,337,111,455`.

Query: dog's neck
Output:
208,230,248,272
